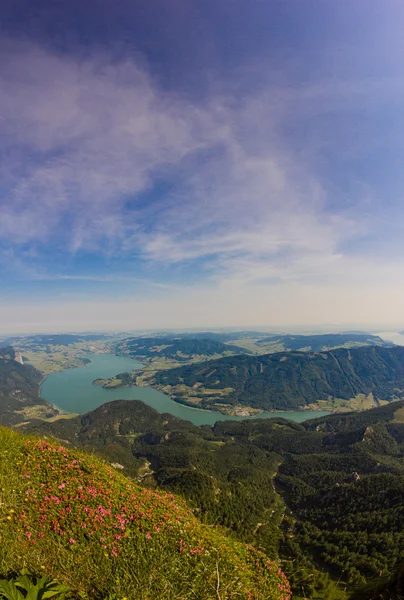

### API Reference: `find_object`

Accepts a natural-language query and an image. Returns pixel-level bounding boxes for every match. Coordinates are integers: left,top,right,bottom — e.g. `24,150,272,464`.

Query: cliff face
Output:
14,351,24,365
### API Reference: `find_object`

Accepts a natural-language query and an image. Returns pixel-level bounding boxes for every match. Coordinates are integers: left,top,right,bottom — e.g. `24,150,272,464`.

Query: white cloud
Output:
2,37,404,332
0,40,213,249
0,40,360,268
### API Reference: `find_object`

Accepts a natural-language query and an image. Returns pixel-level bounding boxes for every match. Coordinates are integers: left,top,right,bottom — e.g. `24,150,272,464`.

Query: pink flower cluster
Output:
17,440,198,559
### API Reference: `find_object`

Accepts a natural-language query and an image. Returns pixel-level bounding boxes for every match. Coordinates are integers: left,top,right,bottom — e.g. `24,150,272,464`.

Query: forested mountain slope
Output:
147,345,404,412
304,398,404,432
32,399,194,476
0,346,55,425
256,333,391,352
27,397,404,599
114,336,250,365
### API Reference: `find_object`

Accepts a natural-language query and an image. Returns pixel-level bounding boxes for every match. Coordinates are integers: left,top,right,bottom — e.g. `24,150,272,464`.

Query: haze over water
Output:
41,354,329,426
376,332,404,346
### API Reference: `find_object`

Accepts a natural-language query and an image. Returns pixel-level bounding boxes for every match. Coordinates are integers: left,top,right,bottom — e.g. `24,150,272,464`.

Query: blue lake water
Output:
41,353,330,426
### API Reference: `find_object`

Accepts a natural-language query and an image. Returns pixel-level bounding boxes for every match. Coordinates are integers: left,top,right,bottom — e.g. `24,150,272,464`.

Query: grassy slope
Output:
0,427,290,600
26,400,355,598
27,400,287,561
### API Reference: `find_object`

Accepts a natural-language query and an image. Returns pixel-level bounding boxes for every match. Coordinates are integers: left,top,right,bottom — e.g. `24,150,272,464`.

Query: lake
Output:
41,353,330,426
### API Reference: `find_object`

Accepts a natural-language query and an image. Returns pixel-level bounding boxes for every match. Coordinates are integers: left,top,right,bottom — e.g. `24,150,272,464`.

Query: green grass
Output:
0,427,290,599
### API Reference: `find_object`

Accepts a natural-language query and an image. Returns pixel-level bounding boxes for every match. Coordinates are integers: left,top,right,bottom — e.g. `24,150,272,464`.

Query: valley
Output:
40,352,328,425
24,397,404,599
3,332,404,598
112,332,391,368
0,333,116,375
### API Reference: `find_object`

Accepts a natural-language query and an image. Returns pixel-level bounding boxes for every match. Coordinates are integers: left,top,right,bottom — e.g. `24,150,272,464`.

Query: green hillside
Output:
114,336,250,365
1,336,112,376
31,400,194,477
0,347,56,425
147,345,404,413
304,397,404,432
0,426,290,600
28,398,404,599
256,333,391,352
31,400,286,556
113,333,389,365
277,403,404,593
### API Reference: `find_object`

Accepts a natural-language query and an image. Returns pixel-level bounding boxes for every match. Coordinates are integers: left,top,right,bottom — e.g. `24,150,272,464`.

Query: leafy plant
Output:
0,571,71,600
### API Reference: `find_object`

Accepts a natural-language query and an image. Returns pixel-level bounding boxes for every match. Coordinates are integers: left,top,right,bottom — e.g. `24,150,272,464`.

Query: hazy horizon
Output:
2,323,404,338
1,1,404,331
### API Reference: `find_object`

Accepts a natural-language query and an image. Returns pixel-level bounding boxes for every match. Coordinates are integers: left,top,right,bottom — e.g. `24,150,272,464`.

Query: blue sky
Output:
1,0,404,333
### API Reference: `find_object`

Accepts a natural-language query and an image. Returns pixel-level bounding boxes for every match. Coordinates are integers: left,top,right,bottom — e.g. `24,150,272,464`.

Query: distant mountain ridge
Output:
147,345,404,412
114,336,250,363
1,333,113,349
256,332,391,352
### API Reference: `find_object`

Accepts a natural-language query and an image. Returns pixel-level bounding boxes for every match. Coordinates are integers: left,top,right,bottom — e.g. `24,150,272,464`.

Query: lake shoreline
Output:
40,353,330,426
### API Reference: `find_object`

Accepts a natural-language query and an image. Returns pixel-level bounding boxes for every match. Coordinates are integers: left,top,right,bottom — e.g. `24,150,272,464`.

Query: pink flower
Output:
26,532,32,540
146,533,152,540
68,538,76,544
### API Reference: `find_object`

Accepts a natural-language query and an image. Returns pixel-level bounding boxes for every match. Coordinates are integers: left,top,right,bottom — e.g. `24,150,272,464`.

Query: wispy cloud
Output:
0,39,212,249
1,35,403,308
34,273,173,288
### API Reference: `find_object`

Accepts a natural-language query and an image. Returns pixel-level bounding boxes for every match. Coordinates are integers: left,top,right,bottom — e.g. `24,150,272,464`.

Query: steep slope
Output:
0,347,56,425
304,398,404,432
276,416,404,591
147,345,404,413
27,400,285,556
0,427,290,600
27,398,404,598
30,400,195,476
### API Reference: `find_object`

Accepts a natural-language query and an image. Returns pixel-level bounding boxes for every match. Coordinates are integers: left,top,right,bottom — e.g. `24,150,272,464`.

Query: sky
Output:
1,0,404,334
